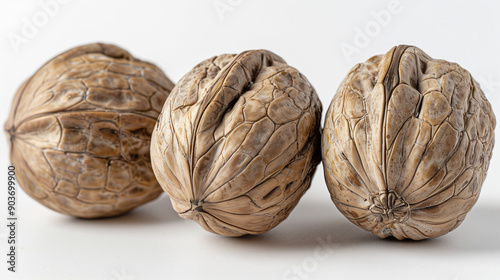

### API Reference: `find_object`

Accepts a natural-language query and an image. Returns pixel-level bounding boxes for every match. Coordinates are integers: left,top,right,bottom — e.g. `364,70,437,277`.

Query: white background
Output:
1,0,500,279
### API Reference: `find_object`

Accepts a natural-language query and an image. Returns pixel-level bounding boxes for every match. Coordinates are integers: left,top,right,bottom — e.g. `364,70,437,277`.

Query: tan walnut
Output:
322,45,496,240
151,50,322,236
5,43,174,218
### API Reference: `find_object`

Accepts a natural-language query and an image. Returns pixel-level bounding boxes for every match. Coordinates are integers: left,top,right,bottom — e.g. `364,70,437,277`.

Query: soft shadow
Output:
56,193,180,226
214,200,500,253
219,199,378,251
375,203,500,253
440,203,500,252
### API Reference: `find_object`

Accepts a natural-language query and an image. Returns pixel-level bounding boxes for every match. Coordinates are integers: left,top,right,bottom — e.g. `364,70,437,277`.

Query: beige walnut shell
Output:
151,50,322,236
5,43,174,218
322,45,496,240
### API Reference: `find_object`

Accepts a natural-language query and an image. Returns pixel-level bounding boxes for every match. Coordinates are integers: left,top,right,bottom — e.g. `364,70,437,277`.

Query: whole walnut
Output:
151,50,322,236
5,43,174,218
322,45,496,240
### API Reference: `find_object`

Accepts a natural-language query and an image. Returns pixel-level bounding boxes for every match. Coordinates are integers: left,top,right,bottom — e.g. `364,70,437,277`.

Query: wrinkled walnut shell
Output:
322,45,496,240
151,50,322,236
5,43,174,218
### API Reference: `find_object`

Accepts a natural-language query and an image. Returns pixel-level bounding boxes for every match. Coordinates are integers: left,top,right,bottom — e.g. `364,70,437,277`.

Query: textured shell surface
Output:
322,45,496,240
151,50,322,236
5,43,174,218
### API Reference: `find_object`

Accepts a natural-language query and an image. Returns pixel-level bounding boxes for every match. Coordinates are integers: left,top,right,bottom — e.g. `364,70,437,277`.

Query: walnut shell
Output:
151,50,322,236
322,45,496,240
5,43,174,218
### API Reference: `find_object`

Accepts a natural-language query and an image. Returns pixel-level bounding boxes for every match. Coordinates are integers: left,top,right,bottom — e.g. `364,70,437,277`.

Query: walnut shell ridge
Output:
322,45,496,240
151,50,322,236
5,43,174,218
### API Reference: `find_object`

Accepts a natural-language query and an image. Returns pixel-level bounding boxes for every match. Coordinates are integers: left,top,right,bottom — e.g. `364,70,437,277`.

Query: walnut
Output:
5,43,174,218
151,50,322,236
322,45,496,240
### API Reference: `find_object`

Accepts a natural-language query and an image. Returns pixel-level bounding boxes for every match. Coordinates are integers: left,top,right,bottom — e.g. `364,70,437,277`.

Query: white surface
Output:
0,1,499,279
